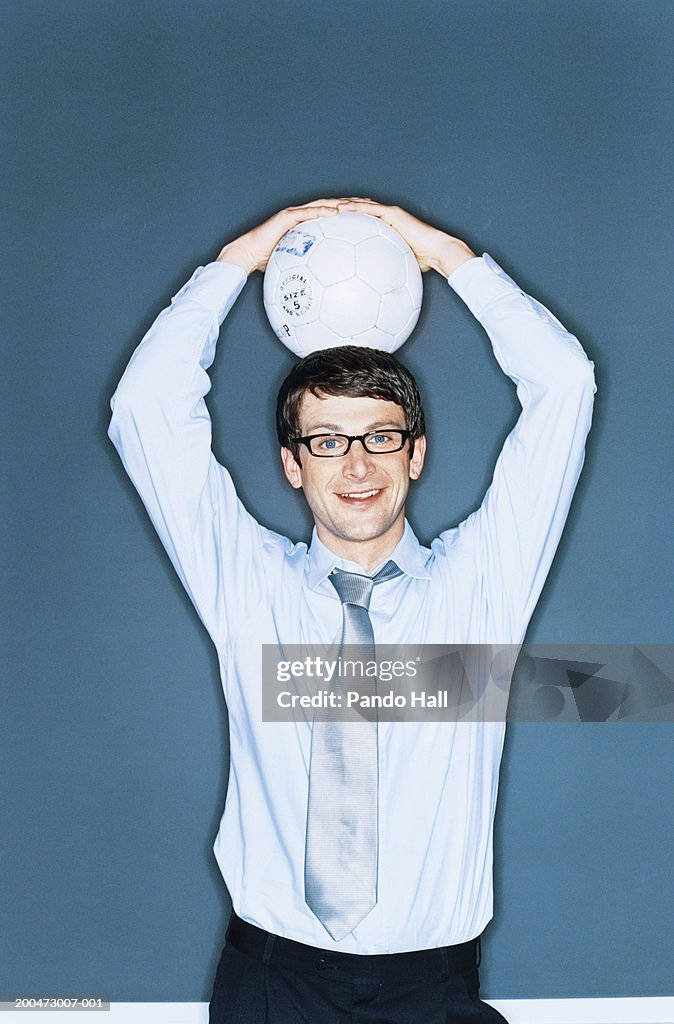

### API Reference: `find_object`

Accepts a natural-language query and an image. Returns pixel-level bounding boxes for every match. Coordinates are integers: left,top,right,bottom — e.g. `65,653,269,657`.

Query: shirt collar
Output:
306,519,431,590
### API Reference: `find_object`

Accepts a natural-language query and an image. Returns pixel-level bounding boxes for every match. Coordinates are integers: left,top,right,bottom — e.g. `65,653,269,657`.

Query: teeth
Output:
341,489,380,499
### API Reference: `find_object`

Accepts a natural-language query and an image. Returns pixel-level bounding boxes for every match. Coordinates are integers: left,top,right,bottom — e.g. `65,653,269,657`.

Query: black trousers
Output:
209,914,510,1024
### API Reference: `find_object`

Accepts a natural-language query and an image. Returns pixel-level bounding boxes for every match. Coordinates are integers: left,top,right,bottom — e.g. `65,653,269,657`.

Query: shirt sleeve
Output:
443,254,597,640
108,261,269,648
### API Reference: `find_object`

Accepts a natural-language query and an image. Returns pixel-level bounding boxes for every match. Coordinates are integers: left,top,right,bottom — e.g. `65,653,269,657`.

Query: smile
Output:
338,488,382,502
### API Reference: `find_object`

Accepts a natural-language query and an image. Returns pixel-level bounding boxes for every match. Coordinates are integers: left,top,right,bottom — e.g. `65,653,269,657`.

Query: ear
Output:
409,435,426,481
280,447,303,489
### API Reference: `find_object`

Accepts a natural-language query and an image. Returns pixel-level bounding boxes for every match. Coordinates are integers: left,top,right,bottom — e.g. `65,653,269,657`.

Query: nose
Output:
343,438,376,479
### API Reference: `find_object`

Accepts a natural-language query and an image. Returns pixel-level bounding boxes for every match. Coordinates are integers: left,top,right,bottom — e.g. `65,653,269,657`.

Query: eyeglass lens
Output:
309,431,406,456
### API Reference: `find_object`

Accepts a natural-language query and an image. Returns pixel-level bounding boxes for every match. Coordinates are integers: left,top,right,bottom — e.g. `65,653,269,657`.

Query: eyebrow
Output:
303,421,406,434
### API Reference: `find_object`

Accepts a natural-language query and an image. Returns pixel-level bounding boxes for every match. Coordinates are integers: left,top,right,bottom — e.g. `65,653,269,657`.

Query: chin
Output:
334,516,397,544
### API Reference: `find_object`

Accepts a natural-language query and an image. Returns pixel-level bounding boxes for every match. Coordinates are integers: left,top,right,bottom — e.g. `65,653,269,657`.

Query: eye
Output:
315,435,346,453
370,433,391,444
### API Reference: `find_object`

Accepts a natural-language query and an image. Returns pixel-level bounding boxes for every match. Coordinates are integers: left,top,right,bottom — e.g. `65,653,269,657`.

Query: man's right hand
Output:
217,199,344,276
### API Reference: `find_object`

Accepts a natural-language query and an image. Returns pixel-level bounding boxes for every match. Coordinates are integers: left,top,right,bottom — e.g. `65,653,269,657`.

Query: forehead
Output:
298,392,406,433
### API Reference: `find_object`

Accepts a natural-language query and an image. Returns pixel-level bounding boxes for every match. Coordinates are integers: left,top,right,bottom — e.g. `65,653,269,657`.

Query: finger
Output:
337,201,391,221
303,205,340,217
291,198,343,210
287,204,339,224
337,199,387,213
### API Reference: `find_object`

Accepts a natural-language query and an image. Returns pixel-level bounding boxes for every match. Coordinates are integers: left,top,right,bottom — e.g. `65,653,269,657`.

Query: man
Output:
108,197,596,1022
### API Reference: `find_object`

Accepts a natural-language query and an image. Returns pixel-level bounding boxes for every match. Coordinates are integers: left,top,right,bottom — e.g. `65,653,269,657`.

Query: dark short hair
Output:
276,345,426,463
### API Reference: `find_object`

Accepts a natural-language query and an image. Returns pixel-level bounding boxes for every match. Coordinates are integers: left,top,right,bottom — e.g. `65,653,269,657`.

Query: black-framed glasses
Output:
292,430,411,458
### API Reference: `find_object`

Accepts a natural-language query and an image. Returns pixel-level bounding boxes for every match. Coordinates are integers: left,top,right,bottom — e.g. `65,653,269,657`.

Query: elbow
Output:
559,352,597,436
559,358,597,432
574,353,597,400
557,343,597,402
107,386,126,451
107,378,143,451
527,347,597,425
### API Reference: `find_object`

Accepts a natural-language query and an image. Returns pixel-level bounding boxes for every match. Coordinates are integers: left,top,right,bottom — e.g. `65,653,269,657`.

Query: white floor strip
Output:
0,999,672,1023
490,998,674,1023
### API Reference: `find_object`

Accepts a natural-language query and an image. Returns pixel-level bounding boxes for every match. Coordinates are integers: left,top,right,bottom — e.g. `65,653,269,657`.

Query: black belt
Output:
227,913,480,981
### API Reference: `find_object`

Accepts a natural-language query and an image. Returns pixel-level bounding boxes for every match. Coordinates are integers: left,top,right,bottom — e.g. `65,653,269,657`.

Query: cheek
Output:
398,460,416,484
301,467,332,498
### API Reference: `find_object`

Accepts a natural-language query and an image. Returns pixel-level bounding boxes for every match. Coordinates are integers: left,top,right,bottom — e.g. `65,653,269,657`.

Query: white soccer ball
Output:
263,211,423,357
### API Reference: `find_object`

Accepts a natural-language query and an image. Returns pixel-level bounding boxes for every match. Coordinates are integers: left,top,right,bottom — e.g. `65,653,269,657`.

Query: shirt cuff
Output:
446,253,523,320
170,261,248,324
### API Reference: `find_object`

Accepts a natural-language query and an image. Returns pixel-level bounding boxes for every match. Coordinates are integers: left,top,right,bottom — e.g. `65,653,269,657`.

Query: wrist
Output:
428,235,476,278
216,239,258,276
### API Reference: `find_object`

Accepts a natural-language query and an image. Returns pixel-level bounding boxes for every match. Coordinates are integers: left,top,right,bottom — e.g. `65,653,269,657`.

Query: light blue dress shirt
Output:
108,254,596,954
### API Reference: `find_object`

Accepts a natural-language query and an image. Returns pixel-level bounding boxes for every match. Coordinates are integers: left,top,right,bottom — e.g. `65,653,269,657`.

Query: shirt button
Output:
314,958,328,971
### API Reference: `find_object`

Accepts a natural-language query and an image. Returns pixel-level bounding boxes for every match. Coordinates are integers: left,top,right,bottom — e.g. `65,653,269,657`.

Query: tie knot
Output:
329,569,374,609
329,560,402,608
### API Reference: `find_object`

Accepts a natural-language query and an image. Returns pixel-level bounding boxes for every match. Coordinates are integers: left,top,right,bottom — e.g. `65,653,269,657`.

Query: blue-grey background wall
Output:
2,0,672,1002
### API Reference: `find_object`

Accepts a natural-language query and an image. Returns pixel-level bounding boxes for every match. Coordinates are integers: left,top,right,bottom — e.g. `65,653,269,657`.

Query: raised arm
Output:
108,200,342,645
338,199,596,640
447,254,596,638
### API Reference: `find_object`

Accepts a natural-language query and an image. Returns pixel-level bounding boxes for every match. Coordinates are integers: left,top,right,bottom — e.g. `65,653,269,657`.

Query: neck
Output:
316,522,405,575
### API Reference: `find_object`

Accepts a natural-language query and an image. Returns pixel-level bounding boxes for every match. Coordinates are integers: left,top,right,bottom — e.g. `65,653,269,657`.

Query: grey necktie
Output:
304,559,402,940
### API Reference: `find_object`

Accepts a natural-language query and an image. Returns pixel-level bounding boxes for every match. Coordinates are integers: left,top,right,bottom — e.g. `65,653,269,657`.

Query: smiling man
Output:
279,374,426,570
109,197,596,1023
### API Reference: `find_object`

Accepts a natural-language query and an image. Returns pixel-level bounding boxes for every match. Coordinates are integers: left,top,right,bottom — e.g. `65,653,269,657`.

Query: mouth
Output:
336,488,383,505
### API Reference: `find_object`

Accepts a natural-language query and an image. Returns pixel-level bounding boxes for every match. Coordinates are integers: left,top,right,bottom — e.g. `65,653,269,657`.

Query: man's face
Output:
280,391,426,569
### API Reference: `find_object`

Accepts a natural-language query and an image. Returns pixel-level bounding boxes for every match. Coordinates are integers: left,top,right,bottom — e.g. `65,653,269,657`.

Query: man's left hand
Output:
335,197,475,277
